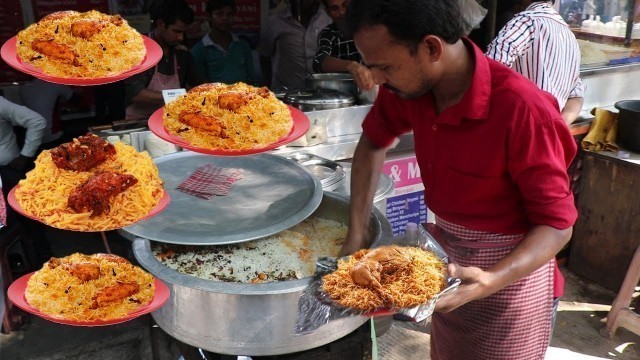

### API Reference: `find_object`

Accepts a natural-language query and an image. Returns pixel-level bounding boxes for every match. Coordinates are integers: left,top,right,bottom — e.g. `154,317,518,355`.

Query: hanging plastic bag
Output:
459,0,488,35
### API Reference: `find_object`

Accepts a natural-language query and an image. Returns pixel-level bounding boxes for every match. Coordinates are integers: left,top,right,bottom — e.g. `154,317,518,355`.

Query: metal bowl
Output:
133,192,392,356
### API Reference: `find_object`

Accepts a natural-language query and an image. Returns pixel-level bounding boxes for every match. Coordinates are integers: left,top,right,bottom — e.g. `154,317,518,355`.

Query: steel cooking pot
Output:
132,192,392,356
305,73,378,104
615,100,640,153
284,88,355,112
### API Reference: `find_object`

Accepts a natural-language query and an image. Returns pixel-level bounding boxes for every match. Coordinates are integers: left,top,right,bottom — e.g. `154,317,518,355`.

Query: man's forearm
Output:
342,135,387,255
561,97,584,125
320,56,353,73
485,225,572,294
131,89,164,105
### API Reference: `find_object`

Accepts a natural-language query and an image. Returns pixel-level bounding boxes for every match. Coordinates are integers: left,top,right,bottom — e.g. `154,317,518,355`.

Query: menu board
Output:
383,155,429,235
0,0,30,83
31,0,111,20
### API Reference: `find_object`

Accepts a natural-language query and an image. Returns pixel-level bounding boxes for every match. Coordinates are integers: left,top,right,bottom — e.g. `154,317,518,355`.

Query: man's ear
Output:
421,35,444,62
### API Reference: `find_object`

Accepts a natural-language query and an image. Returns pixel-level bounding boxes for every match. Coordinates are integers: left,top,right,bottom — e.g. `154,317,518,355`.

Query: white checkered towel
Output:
176,164,244,200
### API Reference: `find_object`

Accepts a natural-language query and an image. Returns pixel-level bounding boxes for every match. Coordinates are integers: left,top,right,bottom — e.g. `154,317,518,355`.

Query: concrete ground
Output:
1,230,639,360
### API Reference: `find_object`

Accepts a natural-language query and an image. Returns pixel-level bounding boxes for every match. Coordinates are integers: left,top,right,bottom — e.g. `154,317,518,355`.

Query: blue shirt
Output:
191,33,259,85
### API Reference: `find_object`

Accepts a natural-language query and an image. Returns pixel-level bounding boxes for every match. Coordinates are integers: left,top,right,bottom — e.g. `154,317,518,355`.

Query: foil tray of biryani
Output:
295,223,460,334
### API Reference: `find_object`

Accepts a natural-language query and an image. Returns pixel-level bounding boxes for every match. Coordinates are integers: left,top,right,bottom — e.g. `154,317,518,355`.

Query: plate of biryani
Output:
148,82,310,155
8,134,167,232
321,245,449,314
8,253,170,326
0,10,162,85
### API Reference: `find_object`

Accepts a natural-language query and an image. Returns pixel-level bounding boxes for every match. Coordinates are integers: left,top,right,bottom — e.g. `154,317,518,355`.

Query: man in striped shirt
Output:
487,0,584,125
312,0,374,90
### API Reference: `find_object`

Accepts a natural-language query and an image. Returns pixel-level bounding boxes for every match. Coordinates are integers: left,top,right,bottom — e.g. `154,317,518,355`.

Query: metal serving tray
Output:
121,152,322,245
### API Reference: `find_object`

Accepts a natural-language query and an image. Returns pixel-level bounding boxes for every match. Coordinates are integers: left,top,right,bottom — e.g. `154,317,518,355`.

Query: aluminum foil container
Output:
294,223,460,335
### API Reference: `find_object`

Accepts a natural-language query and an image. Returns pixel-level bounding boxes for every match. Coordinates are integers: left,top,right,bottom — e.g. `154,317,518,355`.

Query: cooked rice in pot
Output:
153,216,347,283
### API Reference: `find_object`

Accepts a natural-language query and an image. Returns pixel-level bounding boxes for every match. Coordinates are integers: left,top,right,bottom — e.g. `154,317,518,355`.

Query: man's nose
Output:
177,33,184,41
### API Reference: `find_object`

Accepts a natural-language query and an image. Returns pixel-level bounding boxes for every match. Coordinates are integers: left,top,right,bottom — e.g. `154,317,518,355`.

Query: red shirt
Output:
363,39,577,234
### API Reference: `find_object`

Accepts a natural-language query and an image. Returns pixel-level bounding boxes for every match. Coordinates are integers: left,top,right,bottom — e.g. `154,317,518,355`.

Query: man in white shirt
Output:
19,78,74,144
486,0,584,125
259,0,331,89
0,96,46,171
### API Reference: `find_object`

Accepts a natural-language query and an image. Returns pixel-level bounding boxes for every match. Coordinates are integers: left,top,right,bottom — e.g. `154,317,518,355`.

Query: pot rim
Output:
133,192,392,296
615,100,640,112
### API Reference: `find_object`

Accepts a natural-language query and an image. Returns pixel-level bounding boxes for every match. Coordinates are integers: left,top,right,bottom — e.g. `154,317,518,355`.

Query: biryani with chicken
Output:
16,10,145,78
322,245,447,312
15,135,164,231
163,82,293,150
25,253,155,321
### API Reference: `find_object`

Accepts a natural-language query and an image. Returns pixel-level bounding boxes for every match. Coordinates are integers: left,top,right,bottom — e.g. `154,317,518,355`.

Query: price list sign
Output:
383,155,429,235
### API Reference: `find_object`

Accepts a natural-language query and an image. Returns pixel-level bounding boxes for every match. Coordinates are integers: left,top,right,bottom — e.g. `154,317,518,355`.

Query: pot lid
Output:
284,89,355,106
121,152,323,246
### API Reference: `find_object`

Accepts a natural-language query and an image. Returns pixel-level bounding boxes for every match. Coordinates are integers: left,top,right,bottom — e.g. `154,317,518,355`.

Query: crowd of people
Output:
1,1,589,358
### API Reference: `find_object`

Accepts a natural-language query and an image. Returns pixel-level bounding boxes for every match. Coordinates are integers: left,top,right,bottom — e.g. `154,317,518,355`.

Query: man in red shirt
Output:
341,0,577,359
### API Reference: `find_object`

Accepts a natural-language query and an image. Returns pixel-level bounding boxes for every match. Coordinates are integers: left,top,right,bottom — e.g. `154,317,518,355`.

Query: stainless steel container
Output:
334,162,394,216
284,89,355,112
305,73,357,97
133,192,392,356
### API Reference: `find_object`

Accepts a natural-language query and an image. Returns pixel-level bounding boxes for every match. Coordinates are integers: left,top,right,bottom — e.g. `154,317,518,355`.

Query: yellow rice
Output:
16,10,145,78
25,253,155,321
163,82,293,150
15,141,164,231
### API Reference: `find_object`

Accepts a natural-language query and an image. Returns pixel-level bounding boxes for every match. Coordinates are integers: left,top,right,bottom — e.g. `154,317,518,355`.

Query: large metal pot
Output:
284,88,355,112
133,192,392,356
305,73,357,96
305,73,379,104
615,100,640,153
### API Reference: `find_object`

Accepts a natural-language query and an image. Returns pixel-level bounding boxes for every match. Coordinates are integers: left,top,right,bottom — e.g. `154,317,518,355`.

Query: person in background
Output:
312,0,374,91
486,0,584,125
0,95,46,204
19,78,78,147
259,0,331,89
125,0,205,120
341,0,576,358
191,0,260,85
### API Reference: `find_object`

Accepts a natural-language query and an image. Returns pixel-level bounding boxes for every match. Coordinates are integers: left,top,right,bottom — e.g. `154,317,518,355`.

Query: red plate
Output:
7,186,170,232
0,35,162,86
8,272,170,326
148,105,310,156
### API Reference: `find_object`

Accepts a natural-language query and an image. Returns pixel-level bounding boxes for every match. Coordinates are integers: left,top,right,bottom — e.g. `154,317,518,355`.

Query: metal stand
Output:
604,244,640,337
100,231,111,254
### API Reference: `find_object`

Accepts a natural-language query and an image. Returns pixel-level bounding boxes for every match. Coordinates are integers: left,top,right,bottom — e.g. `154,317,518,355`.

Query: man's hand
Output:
347,62,374,91
434,263,496,313
9,154,33,172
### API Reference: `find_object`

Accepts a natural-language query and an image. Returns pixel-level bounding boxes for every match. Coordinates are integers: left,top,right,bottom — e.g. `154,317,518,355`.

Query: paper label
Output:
162,89,187,104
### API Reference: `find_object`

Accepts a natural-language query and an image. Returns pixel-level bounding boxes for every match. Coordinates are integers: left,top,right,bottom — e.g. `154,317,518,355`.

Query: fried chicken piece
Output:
91,281,140,309
70,19,107,39
94,253,130,265
41,11,79,22
217,91,250,111
50,135,116,171
31,40,79,66
256,87,271,99
349,259,393,305
70,15,124,39
178,112,228,137
67,262,101,282
362,247,412,274
68,172,138,216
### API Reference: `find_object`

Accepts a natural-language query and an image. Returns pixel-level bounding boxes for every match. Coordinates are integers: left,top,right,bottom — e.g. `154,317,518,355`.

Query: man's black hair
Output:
206,0,236,13
149,0,195,27
345,0,464,52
